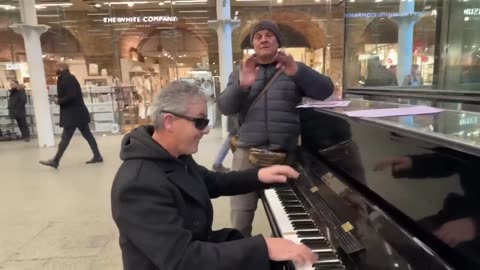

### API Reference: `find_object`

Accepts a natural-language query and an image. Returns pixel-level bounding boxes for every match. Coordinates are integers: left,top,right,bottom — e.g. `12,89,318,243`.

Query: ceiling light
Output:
37,14,60,17
374,0,383,2
0,5,16,10
175,0,207,3
159,1,165,5
95,4,101,7
87,13,110,16
182,16,210,19
104,1,152,5
277,0,283,3
128,3,134,7
178,10,208,13
35,3,73,8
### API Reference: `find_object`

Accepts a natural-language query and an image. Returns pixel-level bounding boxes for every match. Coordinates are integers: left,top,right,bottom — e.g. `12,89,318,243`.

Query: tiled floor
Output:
0,128,271,269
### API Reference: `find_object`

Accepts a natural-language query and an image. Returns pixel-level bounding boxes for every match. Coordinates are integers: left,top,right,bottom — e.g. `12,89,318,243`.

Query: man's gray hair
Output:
150,80,209,130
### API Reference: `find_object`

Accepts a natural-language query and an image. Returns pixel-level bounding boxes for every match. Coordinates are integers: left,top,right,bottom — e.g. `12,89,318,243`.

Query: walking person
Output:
8,80,30,141
39,62,103,169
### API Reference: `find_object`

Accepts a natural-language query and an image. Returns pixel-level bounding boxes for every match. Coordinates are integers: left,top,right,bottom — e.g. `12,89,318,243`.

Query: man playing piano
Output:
111,81,317,270
217,20,334,237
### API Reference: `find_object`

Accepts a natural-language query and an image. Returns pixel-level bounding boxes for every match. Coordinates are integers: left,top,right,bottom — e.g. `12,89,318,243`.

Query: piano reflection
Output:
261,99,480,269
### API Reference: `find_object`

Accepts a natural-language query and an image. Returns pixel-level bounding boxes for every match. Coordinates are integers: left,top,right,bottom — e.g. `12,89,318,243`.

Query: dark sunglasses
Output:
161,110,209,130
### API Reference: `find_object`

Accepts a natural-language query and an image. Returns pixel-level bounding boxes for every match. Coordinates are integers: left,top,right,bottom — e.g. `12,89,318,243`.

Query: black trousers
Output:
14,116,30,139
54,123,101,162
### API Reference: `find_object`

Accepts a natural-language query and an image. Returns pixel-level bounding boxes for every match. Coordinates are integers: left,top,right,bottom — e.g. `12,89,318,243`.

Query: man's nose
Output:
202,126,210,135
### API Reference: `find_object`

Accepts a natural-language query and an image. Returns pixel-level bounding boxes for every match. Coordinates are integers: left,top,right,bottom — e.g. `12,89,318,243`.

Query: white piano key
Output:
264,188,344,270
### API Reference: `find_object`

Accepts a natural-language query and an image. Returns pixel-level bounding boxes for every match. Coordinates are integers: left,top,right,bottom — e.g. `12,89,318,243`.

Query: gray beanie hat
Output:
250,20,283,47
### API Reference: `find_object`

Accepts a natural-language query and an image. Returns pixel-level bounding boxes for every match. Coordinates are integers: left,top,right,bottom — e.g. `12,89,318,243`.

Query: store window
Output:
443,0,480,90
0,7,22,89
344,0,439,89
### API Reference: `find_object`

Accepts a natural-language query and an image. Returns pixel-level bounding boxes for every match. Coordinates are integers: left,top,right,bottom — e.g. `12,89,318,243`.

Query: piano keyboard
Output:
264,186,346,270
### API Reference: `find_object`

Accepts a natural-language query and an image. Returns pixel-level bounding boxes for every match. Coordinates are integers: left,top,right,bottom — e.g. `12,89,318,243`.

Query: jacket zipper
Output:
264,69,270,147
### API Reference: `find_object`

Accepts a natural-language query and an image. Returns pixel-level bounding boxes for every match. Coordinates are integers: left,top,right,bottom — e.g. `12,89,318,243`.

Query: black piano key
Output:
275,192,294,195
294,224,317,230
292,220,315,227
277,194,298,201
296,230,323,237
281,201,302,206
313,262,345,270
315,252,339,261
273,186,291,191
284,206,306,214
288,214,310,220
302,238,329,245
302,242,331,250
314,265,344,270
301,237,328,243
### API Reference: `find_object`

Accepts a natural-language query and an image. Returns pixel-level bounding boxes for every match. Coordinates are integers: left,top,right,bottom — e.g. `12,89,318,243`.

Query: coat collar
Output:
159,156,213,213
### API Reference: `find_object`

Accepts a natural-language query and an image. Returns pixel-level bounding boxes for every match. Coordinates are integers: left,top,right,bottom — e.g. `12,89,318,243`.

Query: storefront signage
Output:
464,9,480,16
346,10,436,19
346,12,400,19
5,63,21,70
103,16,178,23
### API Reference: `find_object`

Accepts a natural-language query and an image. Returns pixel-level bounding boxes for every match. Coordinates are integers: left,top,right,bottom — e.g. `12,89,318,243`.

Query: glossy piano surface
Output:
295,100,480,269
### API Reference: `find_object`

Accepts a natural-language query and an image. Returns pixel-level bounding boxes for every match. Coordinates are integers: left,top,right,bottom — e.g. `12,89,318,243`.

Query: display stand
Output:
114,85,139,133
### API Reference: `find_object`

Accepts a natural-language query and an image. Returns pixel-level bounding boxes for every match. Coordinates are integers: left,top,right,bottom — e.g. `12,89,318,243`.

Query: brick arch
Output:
41,26,83,54
136,26,209,54
116,23,210,58
234,11,327,50
356,15,436,45
0,28,24,61
0,25,83,61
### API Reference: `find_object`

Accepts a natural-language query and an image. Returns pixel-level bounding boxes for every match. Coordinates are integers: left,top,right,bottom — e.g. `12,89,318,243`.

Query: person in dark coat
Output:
8,80,30,141
39,62,102,169
111,81,317,270
217,20,334,237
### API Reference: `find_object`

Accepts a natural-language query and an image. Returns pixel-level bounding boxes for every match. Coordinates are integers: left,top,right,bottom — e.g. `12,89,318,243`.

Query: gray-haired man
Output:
111,81,317,270
218,20,334,237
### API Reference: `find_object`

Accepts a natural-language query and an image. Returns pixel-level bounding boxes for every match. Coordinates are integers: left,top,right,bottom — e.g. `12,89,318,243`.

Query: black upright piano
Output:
262,99,480,270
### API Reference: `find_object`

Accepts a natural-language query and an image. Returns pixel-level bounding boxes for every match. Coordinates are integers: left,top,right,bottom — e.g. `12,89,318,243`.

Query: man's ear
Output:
163,114,175,131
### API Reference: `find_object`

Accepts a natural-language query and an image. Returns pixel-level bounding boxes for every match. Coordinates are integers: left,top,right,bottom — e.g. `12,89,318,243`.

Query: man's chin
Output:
187,145,199,155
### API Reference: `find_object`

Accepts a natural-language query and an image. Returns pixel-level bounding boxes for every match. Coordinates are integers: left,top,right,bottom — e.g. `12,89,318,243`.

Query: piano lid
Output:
299,102,480,269
310,99,480,158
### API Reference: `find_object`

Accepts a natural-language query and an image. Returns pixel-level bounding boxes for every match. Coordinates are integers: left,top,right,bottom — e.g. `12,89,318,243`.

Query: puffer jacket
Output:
217,62,333,151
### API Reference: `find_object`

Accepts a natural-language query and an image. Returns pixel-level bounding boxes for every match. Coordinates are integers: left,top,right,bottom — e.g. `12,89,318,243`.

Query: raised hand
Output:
275,51,298,76
239,55,259,89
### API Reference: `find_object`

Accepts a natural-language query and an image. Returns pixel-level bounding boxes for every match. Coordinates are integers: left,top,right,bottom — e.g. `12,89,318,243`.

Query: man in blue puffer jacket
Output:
217,20,334,236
